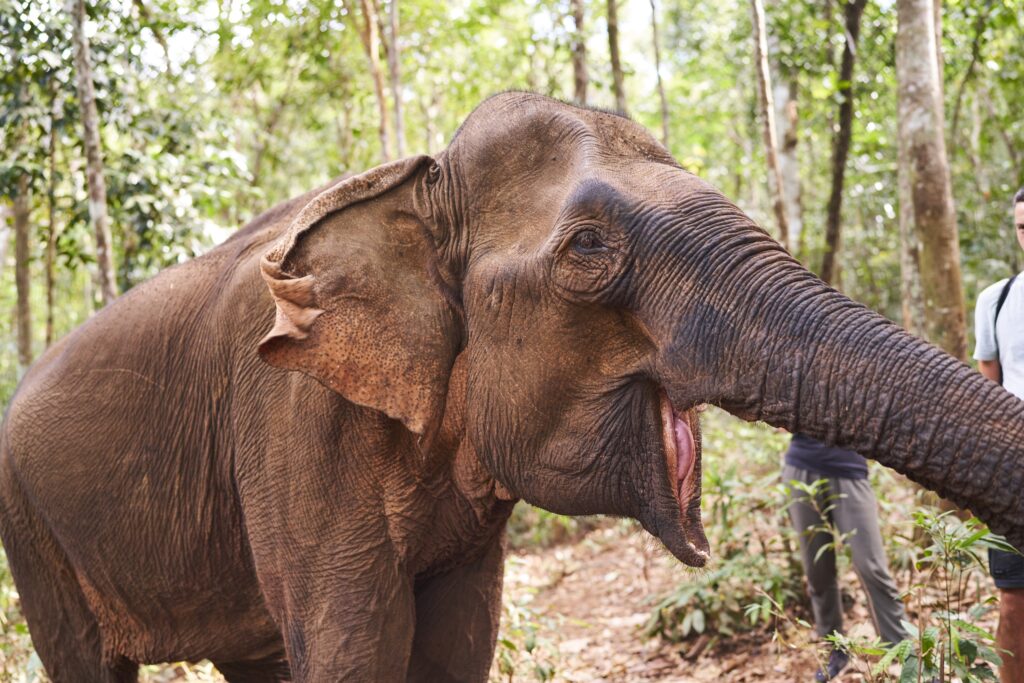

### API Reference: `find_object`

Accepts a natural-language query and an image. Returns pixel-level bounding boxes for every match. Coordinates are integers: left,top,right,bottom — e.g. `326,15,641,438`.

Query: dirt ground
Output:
491,522,831,683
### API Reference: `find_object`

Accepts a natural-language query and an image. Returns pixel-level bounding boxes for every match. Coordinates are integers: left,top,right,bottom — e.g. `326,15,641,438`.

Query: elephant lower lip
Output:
659,393,709,567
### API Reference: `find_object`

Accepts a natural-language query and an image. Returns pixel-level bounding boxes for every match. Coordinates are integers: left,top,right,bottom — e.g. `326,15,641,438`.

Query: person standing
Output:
973,187,1024,683
783,434,909,682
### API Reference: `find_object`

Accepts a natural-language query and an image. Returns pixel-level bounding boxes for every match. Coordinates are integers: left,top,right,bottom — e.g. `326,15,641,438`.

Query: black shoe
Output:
814,648,849,682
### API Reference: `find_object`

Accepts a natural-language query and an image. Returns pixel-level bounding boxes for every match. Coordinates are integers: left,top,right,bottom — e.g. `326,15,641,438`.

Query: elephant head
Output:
257,92,1024,565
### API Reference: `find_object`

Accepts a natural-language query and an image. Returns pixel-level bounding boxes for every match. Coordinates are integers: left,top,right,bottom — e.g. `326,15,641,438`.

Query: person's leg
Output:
998,590,1024,683
990,548,1024,683
830,476,908,646
783,465,843,638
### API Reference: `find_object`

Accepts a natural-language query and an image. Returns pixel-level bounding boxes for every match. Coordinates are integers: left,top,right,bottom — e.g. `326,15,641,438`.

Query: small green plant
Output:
645,458,807,646
492,587,560,683
645,546,805,643
825,510,1009,683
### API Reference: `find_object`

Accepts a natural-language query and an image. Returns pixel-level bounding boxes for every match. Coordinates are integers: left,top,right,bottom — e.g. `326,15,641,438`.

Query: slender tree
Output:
775,78,802,255
649,0,669,147
68,0,117,306
131,0,171,68
46,89,61,347
819,0,868,285
766,1,801,253
354,0,393,162
385,0,405,157
607,0,627,114
0,206,10,277
570,0,588,105
750,0,790,251
896,0,967,360
13,174,32,369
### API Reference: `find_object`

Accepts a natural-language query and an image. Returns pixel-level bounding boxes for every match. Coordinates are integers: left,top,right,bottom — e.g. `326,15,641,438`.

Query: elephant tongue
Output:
660,395,697,513
659,395,709,565
673,416,695,504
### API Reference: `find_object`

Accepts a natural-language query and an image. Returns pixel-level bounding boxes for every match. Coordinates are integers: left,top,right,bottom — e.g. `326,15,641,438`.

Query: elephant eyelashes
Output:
570,229,608,255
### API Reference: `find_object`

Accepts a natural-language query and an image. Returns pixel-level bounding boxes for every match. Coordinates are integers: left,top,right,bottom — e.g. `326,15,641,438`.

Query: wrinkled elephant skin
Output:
2,93,1023,682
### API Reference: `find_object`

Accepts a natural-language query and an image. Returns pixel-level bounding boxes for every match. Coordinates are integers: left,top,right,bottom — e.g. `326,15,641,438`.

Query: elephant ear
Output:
258,155,460,438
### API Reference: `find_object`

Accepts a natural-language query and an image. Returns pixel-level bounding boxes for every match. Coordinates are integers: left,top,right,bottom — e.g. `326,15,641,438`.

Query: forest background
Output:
1,0,1023,680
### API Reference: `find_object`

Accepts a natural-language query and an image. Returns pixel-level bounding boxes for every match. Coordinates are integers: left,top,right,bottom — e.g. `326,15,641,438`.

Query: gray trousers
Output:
783,465,908,645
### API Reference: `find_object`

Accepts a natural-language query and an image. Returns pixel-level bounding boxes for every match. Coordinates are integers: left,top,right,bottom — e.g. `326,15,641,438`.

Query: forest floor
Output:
491,520,836,683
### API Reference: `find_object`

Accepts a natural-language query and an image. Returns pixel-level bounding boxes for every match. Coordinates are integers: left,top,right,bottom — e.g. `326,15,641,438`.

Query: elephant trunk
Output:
661,231,1024,548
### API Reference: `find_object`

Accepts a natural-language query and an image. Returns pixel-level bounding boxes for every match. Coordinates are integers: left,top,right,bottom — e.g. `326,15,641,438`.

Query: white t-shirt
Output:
974,272,1024,400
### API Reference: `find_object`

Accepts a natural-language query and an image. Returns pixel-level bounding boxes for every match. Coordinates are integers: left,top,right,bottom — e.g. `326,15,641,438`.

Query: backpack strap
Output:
993,274,1017,383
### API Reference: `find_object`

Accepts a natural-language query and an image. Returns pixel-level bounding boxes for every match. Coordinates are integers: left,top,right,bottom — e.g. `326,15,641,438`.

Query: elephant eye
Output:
570,229,607,255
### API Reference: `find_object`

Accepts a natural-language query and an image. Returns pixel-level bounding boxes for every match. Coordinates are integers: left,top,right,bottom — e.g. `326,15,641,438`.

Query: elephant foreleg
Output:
406,535,506,683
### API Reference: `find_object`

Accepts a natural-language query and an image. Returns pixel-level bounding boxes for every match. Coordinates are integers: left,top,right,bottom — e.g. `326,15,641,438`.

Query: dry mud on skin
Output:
494,523,844,683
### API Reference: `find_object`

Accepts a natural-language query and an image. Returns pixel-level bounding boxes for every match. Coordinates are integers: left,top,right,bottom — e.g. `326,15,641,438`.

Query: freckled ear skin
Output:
258,155,459,438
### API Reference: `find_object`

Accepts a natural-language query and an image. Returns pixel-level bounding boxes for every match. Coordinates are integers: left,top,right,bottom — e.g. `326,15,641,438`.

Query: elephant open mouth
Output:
659,393,709,567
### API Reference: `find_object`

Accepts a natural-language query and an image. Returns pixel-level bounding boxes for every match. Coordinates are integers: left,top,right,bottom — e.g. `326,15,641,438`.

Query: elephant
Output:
1,91,1023,682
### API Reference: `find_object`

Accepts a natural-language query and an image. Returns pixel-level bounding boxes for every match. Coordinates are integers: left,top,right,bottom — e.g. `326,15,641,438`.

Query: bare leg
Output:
999,589,1024,683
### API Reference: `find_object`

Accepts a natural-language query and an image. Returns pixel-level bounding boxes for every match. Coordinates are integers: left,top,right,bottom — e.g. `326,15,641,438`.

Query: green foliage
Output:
645,410,807,645
506,502,601,550
494,584,560,682
2,0,1024,390
875,511,1006,683
644,537,804,643
771,508,1009,683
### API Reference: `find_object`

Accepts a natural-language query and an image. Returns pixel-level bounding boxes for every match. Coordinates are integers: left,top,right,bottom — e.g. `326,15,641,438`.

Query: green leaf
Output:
900,655,920,683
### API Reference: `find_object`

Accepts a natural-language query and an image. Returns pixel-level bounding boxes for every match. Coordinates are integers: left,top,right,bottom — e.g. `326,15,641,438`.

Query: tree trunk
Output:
356,0,393,162
775,79,802,258
385,0,405,157
570,0,588,105
819,0,868,285
14,174,32,369
767,0,801,255
607,0,627,114
898,148,927,337
68,0,117,306
132,0,171,68
0,206,10,277
421,87,440,153
46,89,61,347
750,0,790,251
649,0,669,147
896,0,966,360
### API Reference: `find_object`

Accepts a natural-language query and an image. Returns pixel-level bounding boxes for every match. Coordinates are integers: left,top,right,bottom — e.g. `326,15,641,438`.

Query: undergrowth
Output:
645,409,1009,683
